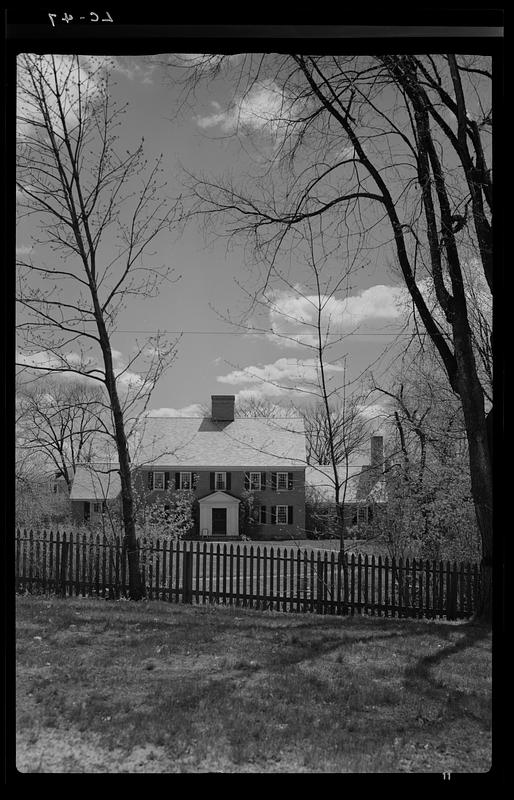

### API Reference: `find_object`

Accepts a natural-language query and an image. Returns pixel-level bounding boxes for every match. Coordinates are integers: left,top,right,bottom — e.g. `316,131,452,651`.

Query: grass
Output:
15,595,491,773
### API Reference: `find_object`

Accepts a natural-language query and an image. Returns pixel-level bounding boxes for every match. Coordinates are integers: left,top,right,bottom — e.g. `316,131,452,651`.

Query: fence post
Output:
183,547,193,604
447,562,458,620
316,550,323,614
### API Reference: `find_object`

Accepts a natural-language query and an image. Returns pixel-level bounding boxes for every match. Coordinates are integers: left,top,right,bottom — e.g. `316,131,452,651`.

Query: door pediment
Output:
198,491,240,505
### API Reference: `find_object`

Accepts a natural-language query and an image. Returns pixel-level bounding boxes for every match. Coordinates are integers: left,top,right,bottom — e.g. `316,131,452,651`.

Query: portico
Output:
198,491,240,537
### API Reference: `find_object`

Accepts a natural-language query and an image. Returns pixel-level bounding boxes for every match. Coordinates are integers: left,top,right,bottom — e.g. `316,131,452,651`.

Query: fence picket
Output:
377,555,382,617
248,545,253,608
286,549,292,613
350,554,356,616
276,548,281,612
235,545,241,607
256,546,262,609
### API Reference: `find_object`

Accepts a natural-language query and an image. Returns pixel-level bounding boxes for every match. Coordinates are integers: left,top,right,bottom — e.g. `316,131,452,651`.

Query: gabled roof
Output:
70,463,120,502
132,416,306,468
305,464,387,504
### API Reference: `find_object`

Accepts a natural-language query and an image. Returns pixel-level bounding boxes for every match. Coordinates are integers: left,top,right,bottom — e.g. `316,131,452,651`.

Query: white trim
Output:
198,491,240,536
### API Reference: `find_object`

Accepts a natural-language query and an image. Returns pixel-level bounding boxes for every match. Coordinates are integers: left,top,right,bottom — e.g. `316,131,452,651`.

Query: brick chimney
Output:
211,395,235,422
370,436,384,474
356,436,384,500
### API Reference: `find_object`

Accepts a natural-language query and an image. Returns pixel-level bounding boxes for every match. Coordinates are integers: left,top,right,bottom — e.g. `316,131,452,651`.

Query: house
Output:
69,463,121,524
51,468,73,496
70,395,307,540
305,436,388,536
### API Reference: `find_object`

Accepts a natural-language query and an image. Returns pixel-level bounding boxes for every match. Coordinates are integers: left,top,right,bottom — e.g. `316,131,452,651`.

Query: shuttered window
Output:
153,472,164,490
276,505,288,524
271,505,293,525
277,472,288,490
180,472,192,490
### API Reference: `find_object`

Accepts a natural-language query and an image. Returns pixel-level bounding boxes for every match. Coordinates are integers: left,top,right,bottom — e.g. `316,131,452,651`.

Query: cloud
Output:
17,54,104,138
16,348,146,393
265,283,409,348
110,57,157,84
146,404,205,417
16,245,33,255
195,79,303,140
217,357,345,397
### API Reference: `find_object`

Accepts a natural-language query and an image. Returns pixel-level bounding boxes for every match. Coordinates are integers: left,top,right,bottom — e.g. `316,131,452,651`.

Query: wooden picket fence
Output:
15,529,480,620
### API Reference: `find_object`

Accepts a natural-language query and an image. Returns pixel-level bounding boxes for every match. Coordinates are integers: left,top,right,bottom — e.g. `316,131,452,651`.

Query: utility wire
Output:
108,330,430,337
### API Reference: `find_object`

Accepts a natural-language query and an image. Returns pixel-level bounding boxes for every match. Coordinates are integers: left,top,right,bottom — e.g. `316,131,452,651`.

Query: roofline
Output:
135,464,307,470
143,416,305,420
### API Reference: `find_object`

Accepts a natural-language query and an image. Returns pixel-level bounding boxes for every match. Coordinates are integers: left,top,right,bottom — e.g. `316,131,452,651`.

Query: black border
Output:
4,12,505,784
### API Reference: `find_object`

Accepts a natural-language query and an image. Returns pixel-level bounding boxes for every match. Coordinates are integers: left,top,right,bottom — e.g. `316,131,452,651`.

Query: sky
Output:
16,52,475,428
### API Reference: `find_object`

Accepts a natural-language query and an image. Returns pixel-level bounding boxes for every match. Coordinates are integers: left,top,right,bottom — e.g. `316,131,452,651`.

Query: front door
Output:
212,507,227,536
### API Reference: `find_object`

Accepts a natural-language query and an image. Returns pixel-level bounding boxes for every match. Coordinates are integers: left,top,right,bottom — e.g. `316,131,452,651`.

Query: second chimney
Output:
370,435,384,473
211,395,235,422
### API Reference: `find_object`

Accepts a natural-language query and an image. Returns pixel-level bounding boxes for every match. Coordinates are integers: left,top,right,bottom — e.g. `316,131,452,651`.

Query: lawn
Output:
15,595,491,773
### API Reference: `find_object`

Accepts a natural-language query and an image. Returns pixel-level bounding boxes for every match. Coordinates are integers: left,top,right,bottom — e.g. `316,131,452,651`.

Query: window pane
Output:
215,472,226,490
250,472,260,490
180,472,191,489
277,506,287,524
277,473,287,490
154,472,164,490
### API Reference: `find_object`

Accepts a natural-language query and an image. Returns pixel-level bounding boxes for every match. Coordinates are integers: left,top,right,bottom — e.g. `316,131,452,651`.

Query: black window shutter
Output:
147,471,154,490
210,472,215,490
271,505,276,524
164,472,170,490
261,472,266,490
226,472,231,490
102,501,107,513
260,505,266,524
288,506,293,524
288,472,294,490
175,472,180,490
271,472,277,491
244,472,249,491
84,501,90,520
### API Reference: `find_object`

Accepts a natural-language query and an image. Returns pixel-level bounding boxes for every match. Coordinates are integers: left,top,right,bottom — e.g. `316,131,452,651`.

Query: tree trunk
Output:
453,321,493,622
97,319,144,601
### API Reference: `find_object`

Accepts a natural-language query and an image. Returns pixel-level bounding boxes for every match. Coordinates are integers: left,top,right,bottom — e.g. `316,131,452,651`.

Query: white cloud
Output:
147,404,205,417
195,79,303,140
266,283,409,348
110,57,157,84
16,348,146,393
217,357,345,396
17,54,104,138
16,245,32,255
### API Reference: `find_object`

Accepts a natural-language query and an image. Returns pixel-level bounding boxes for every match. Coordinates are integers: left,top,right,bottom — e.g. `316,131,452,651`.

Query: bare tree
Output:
173,53,493,619
16,54,180,598
16,377,108,490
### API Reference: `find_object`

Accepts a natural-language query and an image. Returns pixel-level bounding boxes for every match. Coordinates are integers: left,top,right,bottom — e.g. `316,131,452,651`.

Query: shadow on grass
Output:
402,621,491,728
